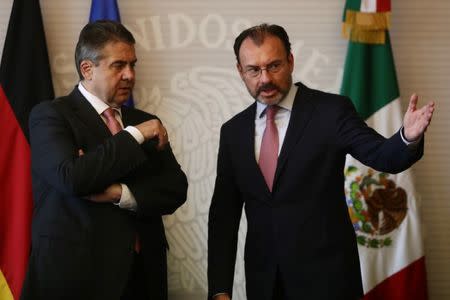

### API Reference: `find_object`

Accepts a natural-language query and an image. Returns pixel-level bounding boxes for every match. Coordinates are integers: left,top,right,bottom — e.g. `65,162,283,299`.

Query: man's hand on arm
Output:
213,294,231,300
135,119,169,150
403,93,435,142
88,183,122,203
78,149,125,204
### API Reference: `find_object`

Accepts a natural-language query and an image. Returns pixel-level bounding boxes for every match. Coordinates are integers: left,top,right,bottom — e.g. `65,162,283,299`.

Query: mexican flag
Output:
340,0,428,299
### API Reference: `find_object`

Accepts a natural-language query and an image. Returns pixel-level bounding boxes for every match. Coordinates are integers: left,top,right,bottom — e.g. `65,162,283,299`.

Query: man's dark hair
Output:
233,23,291,64
75,20,135,80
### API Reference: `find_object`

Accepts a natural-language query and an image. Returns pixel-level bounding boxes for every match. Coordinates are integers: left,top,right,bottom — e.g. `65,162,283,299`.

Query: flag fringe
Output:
342,10,391,44
0,270,14,300
342,27,387,44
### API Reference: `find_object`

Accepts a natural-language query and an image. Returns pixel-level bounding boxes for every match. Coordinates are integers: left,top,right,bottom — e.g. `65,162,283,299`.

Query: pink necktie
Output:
259,105,279,192
102,107,140,251
102,108,122,135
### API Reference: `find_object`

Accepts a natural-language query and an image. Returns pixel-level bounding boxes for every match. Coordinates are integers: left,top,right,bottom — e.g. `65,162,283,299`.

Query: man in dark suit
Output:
21,21,188,300
208,24,434,300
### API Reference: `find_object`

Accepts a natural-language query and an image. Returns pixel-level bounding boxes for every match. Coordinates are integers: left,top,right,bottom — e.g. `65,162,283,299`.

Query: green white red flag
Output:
341,0,428,299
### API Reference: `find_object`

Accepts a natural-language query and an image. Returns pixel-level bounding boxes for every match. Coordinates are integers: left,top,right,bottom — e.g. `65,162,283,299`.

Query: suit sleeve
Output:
124,142,188,217
29,101,148,197
335,97,424,173
207,125,244,299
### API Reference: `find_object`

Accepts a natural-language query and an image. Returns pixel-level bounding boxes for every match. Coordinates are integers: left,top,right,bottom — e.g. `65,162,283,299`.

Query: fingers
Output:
150,121,168,150
156,127,169,150
151,127,167,138
426,100,436,114
145,123,168,150
408,93,418,112
135,119,159,140
135,119,169,149
424,103,435,126
418,100,435,121
407,94,435,124
213,294,231,300
409,94,435,115
87,184,122,203
403,94,436,141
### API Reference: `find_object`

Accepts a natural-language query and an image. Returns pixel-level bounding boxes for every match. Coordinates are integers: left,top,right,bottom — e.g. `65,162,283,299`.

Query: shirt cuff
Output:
400,126,422,147
113,183,137,211
125,126,145,144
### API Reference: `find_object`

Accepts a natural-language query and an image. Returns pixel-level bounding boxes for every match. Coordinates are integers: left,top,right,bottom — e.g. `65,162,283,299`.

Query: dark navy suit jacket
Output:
22,87,187,300
208,82,423,300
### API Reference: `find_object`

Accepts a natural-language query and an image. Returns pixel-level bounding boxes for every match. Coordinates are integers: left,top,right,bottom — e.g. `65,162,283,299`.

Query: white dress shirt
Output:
254,85,297,162
78,83,143,211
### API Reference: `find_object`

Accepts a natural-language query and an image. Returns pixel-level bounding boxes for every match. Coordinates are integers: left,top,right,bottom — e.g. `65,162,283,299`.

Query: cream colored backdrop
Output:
1,1,449,299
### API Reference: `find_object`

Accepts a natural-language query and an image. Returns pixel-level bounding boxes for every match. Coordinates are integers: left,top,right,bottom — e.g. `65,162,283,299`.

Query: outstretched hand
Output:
403,94,435,141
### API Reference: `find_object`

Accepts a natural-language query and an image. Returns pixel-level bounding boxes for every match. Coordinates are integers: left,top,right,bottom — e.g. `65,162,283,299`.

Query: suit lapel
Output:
274,83,315,187
237,103,273,199
68,87,112,140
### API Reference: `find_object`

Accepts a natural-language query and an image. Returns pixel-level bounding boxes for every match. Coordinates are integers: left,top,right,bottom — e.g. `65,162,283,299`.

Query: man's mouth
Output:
119,87,131,93
258,84,279,97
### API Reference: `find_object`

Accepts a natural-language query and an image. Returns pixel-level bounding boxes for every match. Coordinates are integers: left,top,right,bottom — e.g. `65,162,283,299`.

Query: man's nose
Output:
259,68,273,83
122,65,135,81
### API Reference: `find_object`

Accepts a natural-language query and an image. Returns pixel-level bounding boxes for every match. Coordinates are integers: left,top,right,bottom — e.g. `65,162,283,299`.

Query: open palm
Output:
403,94,435,141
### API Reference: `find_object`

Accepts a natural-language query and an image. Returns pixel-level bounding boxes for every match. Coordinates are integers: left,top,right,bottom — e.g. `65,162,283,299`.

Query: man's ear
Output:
237,62,244,80
287,53,294,72
80,60,94,81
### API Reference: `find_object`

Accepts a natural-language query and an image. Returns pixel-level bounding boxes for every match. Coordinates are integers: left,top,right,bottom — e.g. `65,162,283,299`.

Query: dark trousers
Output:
272,270,285,300
271,272,361,300
121,252,149,300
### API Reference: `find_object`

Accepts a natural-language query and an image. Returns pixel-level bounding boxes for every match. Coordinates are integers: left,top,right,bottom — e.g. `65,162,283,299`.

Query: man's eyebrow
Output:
111,60,126,65
243,64,259,69
244,59,283,68
111,58,137,65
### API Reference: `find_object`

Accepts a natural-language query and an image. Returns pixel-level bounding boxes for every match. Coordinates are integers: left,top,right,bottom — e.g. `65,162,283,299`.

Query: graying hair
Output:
75,20,135,80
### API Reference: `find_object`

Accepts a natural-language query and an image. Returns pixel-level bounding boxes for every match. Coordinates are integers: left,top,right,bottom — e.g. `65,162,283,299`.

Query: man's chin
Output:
112,95,131,106
256,95,282,106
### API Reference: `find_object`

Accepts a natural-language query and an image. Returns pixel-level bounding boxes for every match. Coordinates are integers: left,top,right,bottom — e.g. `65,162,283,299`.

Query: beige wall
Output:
1,0,449,299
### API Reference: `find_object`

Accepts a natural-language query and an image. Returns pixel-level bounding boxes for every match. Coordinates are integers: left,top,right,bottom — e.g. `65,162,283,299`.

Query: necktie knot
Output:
266,105,279,121
102,107,122,135
102,107,116,120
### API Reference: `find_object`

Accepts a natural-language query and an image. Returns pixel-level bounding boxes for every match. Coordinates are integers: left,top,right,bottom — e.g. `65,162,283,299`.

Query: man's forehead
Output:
100,41,136,60
239,35,285,63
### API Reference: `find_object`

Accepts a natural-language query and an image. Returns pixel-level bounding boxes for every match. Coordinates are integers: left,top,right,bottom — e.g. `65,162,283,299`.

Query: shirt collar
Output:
78,82,122,117
256,84,297,118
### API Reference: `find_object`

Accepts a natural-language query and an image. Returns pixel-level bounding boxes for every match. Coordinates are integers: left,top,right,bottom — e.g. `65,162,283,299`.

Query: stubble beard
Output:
249,76,292,106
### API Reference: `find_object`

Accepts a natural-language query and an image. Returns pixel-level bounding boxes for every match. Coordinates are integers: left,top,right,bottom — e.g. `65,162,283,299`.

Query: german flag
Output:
0,0,54,299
